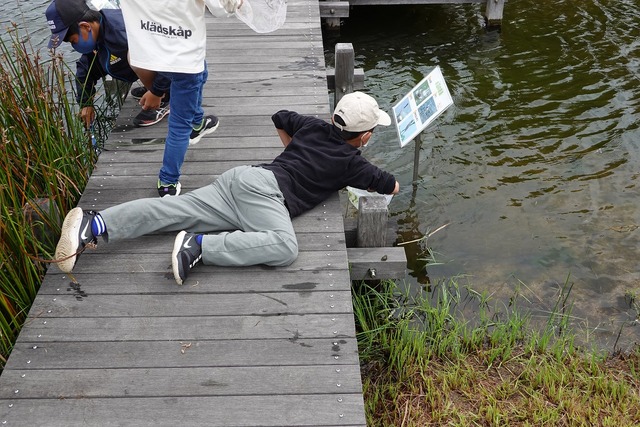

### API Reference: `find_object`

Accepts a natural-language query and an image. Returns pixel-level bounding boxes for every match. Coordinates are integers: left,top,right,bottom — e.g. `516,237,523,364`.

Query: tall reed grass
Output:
0,25,95,366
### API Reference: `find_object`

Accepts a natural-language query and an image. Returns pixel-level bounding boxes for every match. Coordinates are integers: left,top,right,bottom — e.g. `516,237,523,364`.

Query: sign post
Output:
392,66,453,183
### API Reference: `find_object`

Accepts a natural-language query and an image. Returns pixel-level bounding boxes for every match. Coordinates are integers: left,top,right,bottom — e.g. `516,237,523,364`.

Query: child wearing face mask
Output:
45,0,171,129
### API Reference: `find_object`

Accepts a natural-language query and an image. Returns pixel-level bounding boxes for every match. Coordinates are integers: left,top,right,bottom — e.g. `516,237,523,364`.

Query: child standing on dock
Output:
119,0,242,197
54,92,400,285
46,0,171,128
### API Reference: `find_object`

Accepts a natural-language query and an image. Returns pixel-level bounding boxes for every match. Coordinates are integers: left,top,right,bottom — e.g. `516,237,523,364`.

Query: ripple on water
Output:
326,1,640,350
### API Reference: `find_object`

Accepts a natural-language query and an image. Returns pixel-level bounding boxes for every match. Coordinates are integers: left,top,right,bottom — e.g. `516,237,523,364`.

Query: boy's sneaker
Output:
133,102,170,127
54,207,98,273
189,115,219,145
158,180,181,197
130,86,148,100
172,231,203,285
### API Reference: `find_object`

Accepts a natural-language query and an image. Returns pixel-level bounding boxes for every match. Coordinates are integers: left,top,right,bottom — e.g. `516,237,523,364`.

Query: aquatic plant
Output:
353,278,640,425
0,25,94,366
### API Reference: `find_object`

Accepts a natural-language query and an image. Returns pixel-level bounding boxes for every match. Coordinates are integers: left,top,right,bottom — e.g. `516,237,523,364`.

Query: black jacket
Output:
262,110,397,218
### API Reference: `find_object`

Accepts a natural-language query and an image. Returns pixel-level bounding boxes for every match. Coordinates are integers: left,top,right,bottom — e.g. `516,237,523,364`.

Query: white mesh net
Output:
234,0,287,33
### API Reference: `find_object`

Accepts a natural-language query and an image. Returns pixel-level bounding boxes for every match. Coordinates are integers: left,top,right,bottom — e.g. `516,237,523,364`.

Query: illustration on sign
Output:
392,66,453,147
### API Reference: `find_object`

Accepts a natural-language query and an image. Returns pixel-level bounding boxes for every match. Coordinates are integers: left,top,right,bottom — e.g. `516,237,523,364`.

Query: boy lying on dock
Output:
53,92,400,285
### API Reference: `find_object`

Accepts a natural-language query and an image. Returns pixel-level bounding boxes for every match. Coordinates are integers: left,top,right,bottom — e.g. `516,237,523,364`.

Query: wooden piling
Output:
334,43,355,105
484,0,505,27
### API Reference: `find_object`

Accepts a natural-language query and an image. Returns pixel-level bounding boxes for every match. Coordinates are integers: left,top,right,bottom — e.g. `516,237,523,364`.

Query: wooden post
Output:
334,43,355,105
484,0,505,27
348,195,407,281
356,195,388,248
412,133,422,183
320,1,349,28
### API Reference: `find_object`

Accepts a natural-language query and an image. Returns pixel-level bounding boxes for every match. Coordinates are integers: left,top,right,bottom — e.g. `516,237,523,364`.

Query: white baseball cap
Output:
333,92,392,132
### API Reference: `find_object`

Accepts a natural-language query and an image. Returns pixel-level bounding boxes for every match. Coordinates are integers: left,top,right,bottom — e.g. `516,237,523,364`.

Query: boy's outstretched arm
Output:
276,128,292,147
392,180,400,194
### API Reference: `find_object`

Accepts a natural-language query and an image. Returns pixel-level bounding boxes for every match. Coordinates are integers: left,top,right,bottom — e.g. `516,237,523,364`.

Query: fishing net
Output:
234,0,286,33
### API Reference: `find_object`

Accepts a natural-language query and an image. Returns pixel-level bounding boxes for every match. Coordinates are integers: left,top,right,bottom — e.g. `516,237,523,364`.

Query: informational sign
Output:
392,66,453,147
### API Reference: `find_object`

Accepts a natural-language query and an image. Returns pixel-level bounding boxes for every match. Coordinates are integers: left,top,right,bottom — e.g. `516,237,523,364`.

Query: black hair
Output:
333,114,373,140
64,9,102,41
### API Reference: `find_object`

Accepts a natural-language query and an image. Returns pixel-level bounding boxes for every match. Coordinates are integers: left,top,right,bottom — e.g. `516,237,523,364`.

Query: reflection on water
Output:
324,0,640,351
1,0,54,48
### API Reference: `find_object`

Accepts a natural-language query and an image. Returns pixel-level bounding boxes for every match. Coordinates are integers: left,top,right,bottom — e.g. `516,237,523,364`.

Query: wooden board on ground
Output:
0,1,367,426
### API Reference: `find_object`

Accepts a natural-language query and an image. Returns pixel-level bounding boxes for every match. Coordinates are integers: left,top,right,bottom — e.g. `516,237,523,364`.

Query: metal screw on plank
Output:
368,268,377,278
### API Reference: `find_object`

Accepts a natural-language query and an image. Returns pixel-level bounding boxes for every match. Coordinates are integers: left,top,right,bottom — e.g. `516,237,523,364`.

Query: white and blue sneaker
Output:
172,231,203,285
54,207,98,273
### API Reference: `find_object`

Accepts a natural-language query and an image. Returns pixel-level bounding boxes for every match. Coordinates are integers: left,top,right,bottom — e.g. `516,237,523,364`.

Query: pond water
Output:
3,0,639,351
324,0,640,351
1,0,52,47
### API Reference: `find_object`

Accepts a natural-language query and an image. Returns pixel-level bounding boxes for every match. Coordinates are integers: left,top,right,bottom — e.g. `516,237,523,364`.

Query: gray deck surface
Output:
0,1,367,425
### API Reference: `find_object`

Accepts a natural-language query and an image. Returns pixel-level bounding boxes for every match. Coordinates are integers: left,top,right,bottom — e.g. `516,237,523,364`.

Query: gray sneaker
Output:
133,102,170,127
172,231,203,285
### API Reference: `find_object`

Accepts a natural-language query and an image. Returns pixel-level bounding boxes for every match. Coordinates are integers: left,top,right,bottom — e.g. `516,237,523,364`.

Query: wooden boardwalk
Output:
0,1,367,425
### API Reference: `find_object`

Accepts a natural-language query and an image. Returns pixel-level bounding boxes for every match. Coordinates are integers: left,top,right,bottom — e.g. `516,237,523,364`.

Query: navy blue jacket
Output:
75,9,170,107
261,110,397,218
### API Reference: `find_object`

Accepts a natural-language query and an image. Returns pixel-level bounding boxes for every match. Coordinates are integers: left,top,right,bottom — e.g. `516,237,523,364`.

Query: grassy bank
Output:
353,278,640,426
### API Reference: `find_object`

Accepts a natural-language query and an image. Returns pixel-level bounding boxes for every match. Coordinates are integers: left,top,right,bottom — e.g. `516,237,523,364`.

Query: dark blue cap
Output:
46,0,89,48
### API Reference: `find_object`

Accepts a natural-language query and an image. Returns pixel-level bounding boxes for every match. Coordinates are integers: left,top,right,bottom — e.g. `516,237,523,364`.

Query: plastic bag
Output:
347,187,393,210
86,0,119,10
234,0,286,33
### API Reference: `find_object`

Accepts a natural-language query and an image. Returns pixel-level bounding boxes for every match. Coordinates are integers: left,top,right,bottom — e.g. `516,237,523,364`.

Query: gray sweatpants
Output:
99,166,298,267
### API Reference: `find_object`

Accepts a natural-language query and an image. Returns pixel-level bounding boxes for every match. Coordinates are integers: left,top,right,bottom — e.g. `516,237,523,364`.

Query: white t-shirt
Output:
120,0,225,73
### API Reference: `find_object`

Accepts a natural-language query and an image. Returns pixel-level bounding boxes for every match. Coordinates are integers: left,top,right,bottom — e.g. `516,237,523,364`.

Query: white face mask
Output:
359,131,372,149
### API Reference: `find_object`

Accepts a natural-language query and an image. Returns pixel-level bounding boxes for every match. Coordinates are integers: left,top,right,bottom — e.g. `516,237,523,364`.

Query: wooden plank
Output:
39,268,353,295
93,147,285,163
0,365,363,398
28,292,355,317
347,247,407,281
319,1,350,17
0,395,366,427
7,338,359,368
13,313,357,341
40,270,351,296
48,251,347,274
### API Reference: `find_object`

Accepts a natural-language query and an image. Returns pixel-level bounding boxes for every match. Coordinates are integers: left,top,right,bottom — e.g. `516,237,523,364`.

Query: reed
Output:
0,25,95,366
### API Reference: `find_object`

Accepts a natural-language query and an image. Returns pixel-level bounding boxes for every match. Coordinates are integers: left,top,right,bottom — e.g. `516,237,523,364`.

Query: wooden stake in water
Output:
413,133,422,183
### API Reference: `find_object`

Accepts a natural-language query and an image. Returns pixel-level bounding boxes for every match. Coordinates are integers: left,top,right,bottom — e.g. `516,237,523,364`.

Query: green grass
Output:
353,278,640,426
